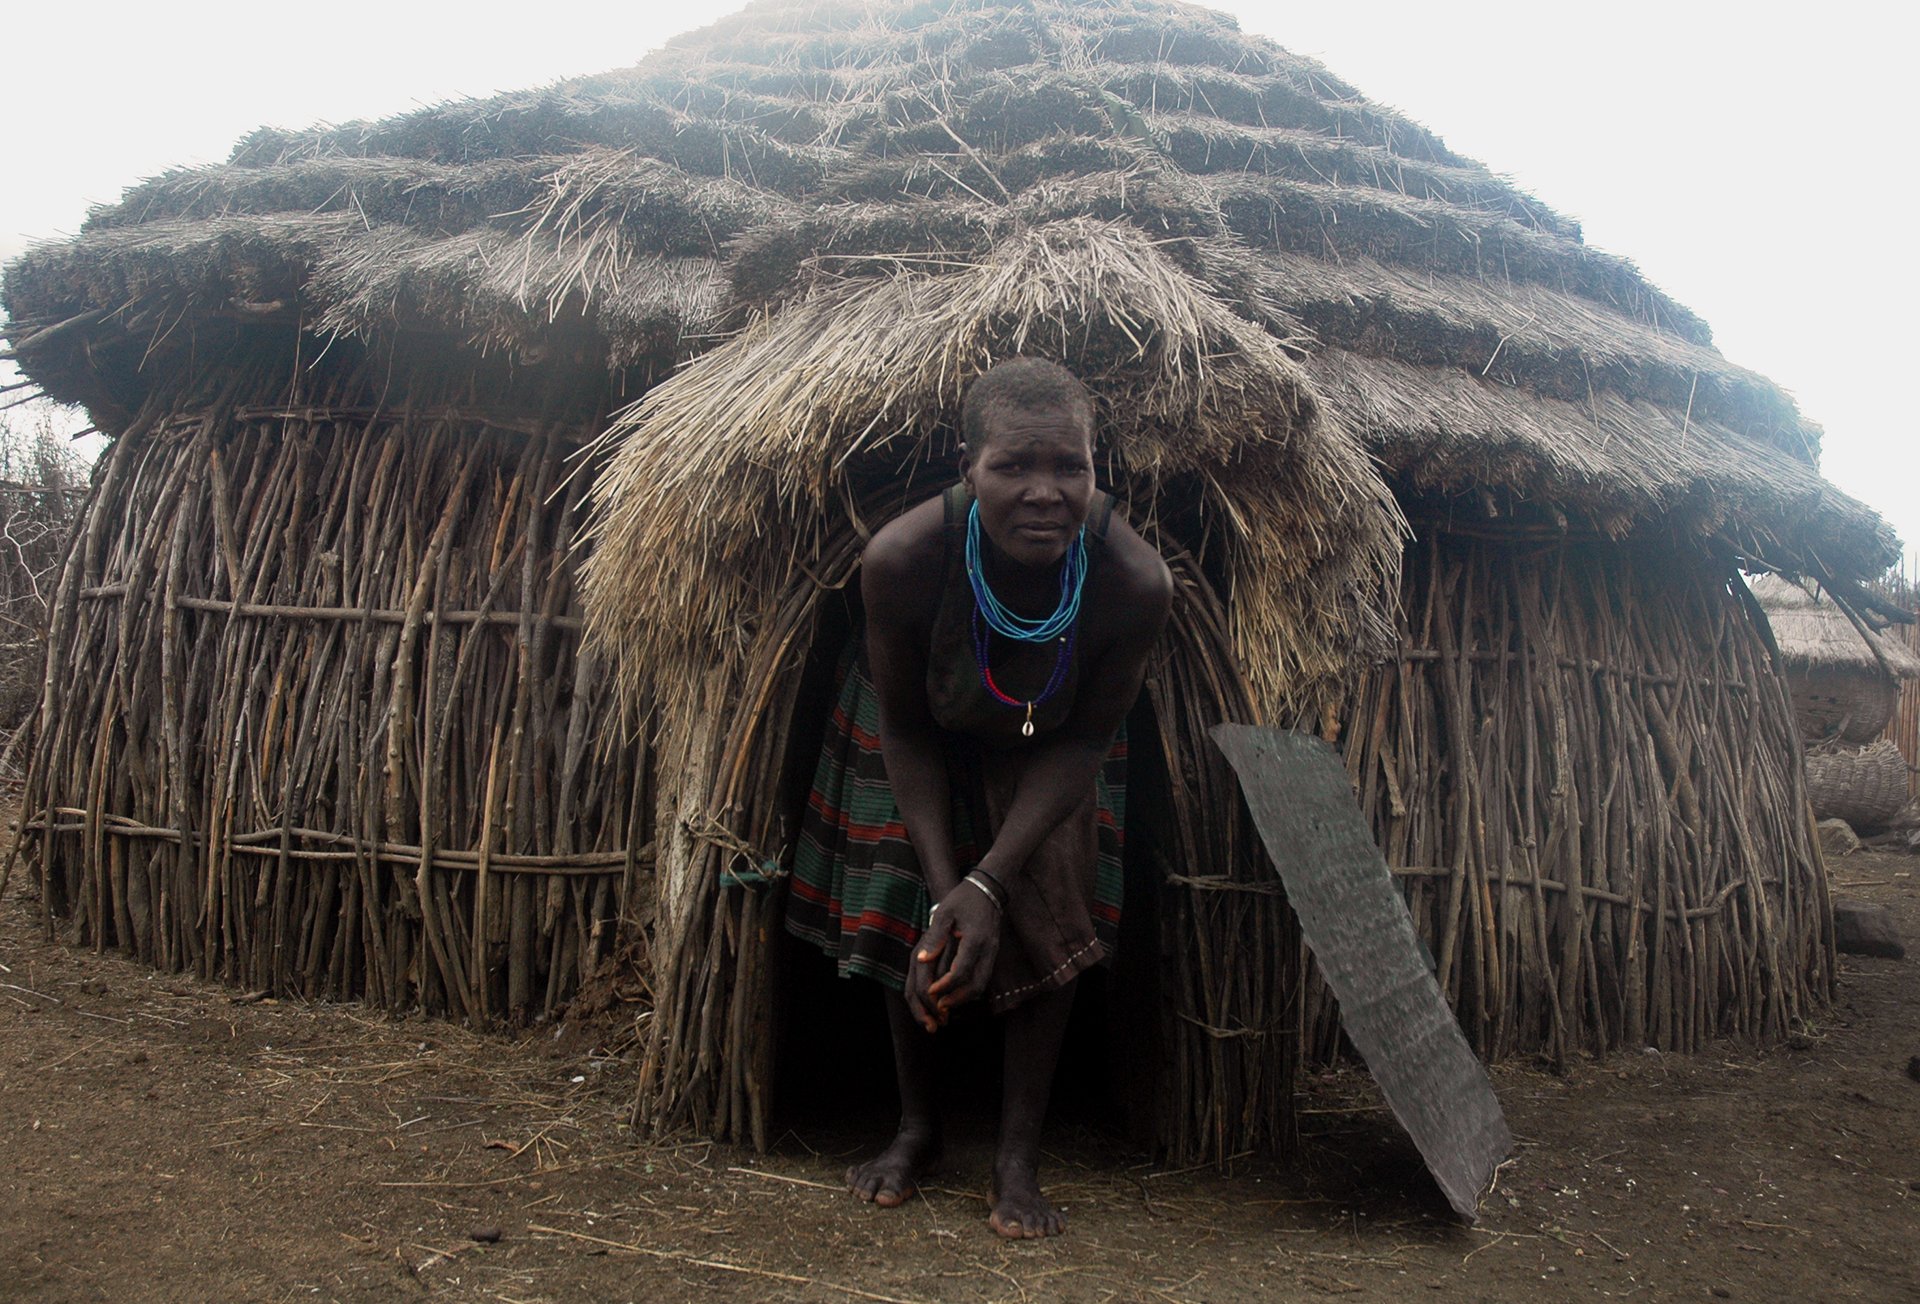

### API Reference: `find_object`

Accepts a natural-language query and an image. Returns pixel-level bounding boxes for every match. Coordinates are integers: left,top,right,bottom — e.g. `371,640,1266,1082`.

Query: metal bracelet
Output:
969,866,1007,902
962,870,1005,911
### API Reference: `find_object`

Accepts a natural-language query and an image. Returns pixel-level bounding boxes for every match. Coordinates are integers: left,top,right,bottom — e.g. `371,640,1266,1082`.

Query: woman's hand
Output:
906,881,1002,1031
906,887,1000,1029
903,909,953,1032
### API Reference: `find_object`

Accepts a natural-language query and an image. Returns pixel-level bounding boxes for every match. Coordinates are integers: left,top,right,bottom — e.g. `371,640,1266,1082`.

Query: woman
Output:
786,358,1173,1238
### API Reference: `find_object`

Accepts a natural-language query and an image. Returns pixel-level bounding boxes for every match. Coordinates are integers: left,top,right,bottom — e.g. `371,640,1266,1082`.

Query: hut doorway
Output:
764,591,1177,1152
627,490,1304,1166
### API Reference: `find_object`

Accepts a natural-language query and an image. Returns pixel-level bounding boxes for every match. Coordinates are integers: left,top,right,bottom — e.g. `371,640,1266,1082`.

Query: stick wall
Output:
1320,533,1832,1063
18,356,647,1021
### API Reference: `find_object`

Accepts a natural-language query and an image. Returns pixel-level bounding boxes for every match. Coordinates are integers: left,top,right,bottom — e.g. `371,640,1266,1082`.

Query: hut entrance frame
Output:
631,451,1304,1163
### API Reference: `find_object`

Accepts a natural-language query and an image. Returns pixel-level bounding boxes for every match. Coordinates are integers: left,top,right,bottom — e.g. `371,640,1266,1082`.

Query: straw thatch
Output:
2,0,1898,589
2,0,1901,1164
583,216,1397,721
1751,574,1920,678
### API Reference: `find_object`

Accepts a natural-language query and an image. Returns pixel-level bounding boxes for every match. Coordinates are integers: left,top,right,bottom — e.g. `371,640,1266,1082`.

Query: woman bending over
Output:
786,358,1173,1238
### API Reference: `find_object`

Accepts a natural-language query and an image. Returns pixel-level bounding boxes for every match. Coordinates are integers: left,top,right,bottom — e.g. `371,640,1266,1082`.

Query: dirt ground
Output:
1,849,1914,1304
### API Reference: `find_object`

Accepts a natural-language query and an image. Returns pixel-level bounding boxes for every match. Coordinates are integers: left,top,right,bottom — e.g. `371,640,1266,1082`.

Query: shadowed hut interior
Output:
2,0,1900,1167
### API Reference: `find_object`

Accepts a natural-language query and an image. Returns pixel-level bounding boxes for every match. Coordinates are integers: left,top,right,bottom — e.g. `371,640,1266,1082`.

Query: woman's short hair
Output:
961,358,1094,448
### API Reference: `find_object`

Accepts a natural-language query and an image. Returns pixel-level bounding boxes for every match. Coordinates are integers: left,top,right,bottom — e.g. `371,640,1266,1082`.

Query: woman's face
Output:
961,403,1096,571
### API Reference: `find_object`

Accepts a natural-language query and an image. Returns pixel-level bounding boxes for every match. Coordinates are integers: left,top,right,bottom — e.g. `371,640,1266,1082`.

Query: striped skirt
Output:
785,647,1126,1007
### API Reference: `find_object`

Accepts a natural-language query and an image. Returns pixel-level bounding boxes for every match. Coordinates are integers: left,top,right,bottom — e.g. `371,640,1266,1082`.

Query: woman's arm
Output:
929,535,1174,1014
864,604,962,901
862,522,968,1030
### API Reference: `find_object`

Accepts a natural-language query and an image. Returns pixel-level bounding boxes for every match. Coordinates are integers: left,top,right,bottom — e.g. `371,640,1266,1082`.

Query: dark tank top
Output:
925,483,1117,746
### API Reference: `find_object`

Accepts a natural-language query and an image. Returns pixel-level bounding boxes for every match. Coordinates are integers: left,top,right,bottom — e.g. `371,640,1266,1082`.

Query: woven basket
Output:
1787,666,1899,745
1804,740,1910,829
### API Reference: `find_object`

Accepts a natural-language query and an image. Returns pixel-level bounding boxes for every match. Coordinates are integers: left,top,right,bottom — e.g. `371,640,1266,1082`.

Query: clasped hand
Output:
906,881,1002,1033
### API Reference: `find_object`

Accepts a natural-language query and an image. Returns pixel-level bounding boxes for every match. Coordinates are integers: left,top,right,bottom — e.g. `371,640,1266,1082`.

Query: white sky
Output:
4,1,1915,562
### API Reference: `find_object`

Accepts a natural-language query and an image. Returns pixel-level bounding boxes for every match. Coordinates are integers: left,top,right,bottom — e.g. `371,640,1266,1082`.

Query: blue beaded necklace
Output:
965,501,1087,736
964,501,1087,641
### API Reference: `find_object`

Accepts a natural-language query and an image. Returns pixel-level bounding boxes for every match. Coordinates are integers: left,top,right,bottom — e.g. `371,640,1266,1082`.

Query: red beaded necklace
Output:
971,607,1076,737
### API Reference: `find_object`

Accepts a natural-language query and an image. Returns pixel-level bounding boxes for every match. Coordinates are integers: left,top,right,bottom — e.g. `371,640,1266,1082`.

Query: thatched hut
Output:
1750,574,1918,831
4,0,1898,1164
1751,574,1920,745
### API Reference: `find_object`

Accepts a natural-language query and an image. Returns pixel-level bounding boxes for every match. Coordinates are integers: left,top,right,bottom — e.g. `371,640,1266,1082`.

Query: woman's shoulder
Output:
861,492,951,626
1096,510,1174,613
863,492,948,573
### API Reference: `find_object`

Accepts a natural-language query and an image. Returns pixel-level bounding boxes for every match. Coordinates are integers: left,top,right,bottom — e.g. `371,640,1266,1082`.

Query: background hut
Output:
1751,574,1919,831
1751,573,1920,746
1868,570,1920,801
3,0,1899,1164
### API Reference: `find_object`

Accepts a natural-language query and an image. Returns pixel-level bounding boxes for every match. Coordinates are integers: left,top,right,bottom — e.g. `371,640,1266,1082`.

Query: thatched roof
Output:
3,0,1897,587
1750,574,1920,678
583,217,1398,712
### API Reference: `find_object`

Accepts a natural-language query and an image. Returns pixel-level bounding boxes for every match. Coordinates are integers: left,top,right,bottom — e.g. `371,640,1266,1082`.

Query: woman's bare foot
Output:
988,1160,1066,1238
846,1125,940,1207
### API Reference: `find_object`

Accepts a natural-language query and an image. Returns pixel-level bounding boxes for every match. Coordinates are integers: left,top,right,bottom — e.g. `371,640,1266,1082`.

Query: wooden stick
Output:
526,1225,932,1304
